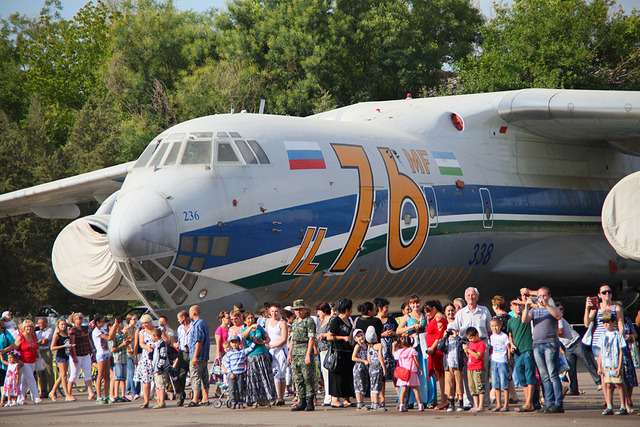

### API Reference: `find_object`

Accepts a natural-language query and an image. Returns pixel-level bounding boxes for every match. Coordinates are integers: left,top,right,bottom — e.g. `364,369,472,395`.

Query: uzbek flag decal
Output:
431,151,463,176
285,141,326,170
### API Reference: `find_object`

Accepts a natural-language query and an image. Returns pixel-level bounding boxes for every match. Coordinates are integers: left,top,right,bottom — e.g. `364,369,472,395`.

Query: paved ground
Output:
1,371,639,426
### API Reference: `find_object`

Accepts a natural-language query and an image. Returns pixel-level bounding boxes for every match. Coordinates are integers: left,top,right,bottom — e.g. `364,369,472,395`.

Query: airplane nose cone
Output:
108,189,178,259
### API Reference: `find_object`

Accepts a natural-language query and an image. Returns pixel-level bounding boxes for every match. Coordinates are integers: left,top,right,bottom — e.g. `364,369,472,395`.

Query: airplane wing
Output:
0,162,135,219
497,88,640,153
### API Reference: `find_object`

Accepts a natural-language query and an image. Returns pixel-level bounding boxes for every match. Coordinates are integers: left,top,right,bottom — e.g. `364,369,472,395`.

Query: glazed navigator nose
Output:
108,188,178,259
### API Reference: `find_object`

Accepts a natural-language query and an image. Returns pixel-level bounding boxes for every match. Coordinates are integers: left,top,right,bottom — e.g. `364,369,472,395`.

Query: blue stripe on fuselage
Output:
177,185,606,271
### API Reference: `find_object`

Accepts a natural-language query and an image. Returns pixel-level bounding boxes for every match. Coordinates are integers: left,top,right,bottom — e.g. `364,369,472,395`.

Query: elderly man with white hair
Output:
447,287,492,410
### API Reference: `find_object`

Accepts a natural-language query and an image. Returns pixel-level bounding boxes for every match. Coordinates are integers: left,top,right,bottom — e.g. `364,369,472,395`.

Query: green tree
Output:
457,0,640,93
217,0,482,115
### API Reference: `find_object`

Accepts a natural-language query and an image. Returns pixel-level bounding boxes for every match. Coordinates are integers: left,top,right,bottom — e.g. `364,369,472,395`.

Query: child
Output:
596,311,628,415
151,328,170,409
489,318,510,412
439,328,465,412
351,329,370,410
366,326,387,411
223,335,256,409
393,336,423,412
2,351,21,406
462,327,486,412
109,318,131,403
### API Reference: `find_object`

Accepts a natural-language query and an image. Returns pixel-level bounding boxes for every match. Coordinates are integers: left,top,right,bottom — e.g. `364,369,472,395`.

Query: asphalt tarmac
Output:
2,370,639,426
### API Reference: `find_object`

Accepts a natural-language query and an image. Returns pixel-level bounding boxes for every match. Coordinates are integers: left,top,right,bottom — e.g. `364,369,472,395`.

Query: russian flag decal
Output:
431,151,463,176
285,141,326,170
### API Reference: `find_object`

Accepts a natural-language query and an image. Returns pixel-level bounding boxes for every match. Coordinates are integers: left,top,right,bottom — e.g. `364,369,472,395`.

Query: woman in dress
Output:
133,314,155,408
327,298,355,407
374,297,397,407
316,302,333,406
424,300,447,409
214,311,230,360
622,311,638,412
397,294,429,406
241,311,277,407
49,319,72,401
266,303,289,406
14,319,42,403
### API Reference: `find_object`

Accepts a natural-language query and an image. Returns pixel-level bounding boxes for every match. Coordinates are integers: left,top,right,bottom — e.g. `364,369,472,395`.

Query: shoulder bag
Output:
393,348,413,382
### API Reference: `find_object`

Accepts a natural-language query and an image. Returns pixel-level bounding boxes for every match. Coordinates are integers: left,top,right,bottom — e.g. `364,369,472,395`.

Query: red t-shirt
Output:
467,339,486,371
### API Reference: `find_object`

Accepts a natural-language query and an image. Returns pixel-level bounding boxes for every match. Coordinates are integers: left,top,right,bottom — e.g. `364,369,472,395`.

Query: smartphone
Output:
530,296,538,303
589,296,599,309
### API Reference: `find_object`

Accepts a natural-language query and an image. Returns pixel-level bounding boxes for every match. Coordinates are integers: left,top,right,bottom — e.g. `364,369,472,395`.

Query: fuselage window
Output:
247,140,270,164
181,140,213,165
148,143,169,168
216,141,240,163
134,137,163,168
235,140,258,164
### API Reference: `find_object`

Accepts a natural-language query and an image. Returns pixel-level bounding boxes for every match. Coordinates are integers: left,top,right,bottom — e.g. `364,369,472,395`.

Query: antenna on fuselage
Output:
259,99,266,114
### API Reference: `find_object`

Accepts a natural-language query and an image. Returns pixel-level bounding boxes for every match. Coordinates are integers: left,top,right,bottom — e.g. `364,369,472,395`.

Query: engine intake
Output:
52,214,136,300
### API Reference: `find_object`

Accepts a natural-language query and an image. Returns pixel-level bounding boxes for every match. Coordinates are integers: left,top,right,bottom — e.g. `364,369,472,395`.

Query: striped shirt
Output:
222,343,256,375
592,309,616,349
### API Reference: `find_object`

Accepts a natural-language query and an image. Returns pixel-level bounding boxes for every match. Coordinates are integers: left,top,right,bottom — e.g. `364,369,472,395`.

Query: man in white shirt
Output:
36,317,54,397
447,287,492,409
174,310,191,406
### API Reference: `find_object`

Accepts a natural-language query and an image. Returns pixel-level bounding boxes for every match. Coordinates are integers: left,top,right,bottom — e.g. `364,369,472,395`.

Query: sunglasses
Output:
600,290,612,295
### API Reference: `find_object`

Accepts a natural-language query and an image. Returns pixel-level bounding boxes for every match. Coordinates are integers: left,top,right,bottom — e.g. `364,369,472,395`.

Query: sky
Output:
0,0,638,20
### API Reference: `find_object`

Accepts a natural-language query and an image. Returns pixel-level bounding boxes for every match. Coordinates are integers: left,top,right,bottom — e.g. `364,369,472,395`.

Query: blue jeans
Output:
533,341,563,408
126,355,139,395
491,361,509,390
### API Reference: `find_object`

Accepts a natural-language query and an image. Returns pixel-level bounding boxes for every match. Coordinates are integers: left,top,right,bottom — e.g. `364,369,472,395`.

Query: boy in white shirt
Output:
489,318,510,412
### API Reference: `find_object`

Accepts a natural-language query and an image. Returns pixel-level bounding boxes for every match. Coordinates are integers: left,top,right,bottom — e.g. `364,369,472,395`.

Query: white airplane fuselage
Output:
78,90,640,328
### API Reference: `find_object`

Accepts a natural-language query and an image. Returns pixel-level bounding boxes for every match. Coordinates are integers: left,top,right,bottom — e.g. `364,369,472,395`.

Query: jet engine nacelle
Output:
602,170,640,262
51,214,136,300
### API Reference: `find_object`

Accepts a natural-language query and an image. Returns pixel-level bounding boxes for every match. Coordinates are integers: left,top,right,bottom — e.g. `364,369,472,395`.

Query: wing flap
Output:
0,162,134,218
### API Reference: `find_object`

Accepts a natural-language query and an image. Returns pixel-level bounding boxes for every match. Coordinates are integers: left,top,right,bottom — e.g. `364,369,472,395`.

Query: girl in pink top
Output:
393,336,423,412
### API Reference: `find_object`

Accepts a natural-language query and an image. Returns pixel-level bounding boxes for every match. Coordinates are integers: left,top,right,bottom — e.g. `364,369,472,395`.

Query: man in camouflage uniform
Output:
287,299,317,411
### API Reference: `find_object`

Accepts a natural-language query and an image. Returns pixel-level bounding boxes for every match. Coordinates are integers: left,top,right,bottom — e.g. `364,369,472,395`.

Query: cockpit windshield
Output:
135,130,269,168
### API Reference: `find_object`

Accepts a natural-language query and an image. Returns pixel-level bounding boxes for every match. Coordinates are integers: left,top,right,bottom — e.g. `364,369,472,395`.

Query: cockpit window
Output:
134,137,163,168
248,140,270,164
235,140,258,164
163,141,183,166
216,142,240,162
148,143,169,168
181,139,213,165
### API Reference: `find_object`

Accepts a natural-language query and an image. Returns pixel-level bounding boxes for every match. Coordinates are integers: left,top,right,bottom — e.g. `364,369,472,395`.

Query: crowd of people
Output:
1,283,640,416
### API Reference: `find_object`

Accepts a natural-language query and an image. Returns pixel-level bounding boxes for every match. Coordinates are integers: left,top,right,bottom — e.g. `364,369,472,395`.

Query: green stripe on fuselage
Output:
230,219,600,289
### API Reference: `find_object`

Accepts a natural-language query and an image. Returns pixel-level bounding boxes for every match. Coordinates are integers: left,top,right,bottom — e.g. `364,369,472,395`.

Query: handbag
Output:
34,351,45,372
323,341,338,372
393,348,413,382
631,341,640,368
581,321,594,346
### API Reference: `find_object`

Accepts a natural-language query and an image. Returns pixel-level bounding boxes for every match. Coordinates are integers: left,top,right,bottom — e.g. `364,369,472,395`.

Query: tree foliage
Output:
456,0,640,93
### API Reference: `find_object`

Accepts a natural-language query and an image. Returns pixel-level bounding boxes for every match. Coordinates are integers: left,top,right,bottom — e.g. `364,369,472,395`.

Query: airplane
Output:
1,88,640,330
